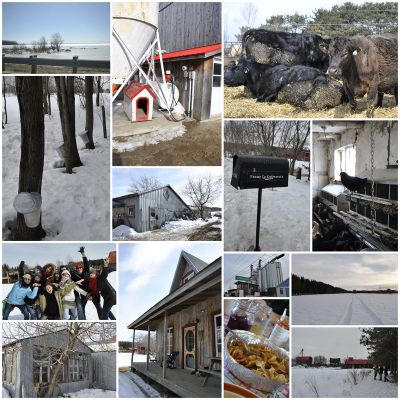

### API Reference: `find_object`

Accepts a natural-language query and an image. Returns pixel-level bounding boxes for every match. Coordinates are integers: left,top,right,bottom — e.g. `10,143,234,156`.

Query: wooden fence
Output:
2,55,110,73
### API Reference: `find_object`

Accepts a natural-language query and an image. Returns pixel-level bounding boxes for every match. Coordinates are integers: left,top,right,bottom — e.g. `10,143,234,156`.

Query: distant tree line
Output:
235,2,397,41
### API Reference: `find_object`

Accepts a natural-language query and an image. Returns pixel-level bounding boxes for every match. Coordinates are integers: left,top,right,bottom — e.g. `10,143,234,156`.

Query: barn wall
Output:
312,138,330,198
155,293,221,369
138,187,188,232
158,2,221,52
92,352,116,390
115,196,139,230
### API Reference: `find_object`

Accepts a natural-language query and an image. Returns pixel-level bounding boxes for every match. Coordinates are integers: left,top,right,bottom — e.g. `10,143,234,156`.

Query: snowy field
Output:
2,94,110,241
292,293,398,325
224,157,310,251
63,388,116,398
292,366,398,398
2,268,116,320
118,352,147,368
113,218,221,241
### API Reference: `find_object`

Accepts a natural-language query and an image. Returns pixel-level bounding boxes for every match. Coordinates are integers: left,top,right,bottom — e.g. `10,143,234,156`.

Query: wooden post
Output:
101,105,107,138
72,56,78,74
163,311,167,379
30,55,37,74
130,329,136,368
146,325,150,371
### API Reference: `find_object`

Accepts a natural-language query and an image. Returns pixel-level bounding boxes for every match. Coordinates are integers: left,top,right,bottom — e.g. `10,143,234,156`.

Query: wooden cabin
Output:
112,185,190,232
2,329,116,397
128,251,221,395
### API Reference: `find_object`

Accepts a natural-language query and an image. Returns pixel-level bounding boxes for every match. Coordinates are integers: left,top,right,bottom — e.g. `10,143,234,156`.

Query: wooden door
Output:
149,206,157,230
183,325,196,370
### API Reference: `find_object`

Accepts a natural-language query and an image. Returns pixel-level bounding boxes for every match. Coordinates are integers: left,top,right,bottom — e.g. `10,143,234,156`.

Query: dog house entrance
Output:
136,97,149,121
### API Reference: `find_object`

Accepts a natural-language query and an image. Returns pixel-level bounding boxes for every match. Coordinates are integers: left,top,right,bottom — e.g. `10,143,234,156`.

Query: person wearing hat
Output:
24,272,43,320
41,263,56,284
39,279,84,320
59,269,88,320
3,261,40,320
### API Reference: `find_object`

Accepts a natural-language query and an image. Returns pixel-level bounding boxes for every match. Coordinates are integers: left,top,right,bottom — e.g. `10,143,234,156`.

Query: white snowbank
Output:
2,94,110,241
113,125,187,153
112,225,137,238
63,388,116,398
224,157,310,251
163,218,211,231
292,293,398,325
119,372,160,398
292,367,397,398
2,386,11,398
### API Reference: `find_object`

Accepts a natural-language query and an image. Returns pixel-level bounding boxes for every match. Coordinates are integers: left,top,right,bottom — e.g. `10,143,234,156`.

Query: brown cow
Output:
327,34,397,117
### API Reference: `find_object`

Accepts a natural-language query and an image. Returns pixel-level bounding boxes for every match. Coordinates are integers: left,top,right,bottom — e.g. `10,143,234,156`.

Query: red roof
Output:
154,43,221,60
124,82,156,100
345,358,370,365
296,356,312,362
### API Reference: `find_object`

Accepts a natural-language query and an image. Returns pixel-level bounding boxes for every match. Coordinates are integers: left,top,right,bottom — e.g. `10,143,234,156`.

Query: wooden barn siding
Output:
138,187,188,232
120,197,140,230
3,343,21,397
92,352,116,390
155,293,221,369
159,2,221,53
18,332,92,397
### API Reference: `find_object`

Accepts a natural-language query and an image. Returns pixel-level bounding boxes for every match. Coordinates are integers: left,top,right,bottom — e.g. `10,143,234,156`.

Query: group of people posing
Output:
3,247,116,320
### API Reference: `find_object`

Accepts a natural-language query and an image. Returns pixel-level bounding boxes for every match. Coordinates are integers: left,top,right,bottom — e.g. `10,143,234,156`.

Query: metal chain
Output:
370,130,376,234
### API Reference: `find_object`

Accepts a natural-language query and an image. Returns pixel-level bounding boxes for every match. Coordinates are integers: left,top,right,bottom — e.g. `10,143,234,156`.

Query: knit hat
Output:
62,270,71,277
75,263,83,270
22,274,32,280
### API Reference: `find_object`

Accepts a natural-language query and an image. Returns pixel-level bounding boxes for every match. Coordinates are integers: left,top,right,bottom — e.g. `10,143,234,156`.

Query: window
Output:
214,314,222,357
3,349,16,384
181,271,195,285
163,189,170,200
68,354,88,382
167,327,174,355
128,206,135,217
212,58,222,87
334,145,356,181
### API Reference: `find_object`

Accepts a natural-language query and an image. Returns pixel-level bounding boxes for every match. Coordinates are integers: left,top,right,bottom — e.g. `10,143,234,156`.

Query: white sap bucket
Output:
52,142,65,160
13,192,42,228
78,130,89,145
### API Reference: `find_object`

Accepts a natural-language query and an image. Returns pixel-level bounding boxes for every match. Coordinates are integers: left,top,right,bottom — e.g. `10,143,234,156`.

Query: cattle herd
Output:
224,29,398,116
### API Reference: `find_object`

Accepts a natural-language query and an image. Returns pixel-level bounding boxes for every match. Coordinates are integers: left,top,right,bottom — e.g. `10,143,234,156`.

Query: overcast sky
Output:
223,0,389,41
293,327,369,359
292,253,398,291
224,253,289,290
118,242,222,341
112,167,222,207
2,243,116,268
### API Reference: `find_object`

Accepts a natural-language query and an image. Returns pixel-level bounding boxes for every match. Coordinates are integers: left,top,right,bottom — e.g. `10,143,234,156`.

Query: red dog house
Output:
123,82,156,122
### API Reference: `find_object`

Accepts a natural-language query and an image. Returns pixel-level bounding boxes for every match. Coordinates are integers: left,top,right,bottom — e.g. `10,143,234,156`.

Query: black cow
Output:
327,34,398,116
224,57,344,110
243,29,330,71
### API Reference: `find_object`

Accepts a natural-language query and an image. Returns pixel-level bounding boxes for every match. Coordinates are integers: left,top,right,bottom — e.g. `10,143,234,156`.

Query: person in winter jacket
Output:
98,257,116,320
39,280,84,320
41,263,56,284
52,270,62,286
59,270,88,320
25,273,43,320
3,261,39,320
87,267,103,319
379,365,384,380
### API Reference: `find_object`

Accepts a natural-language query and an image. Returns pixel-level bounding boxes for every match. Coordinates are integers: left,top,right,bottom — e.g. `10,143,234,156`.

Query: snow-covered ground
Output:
118,352,147,368
119,372,160,398
2,94,110,241
224,157,310,251
3,268,116,320
113,218,221,241
63,388,116,398
292,293,398,325
292,366,398,398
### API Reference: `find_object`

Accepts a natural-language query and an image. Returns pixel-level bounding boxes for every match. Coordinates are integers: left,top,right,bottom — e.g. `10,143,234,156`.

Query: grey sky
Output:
223,0,388,41
118,242,222,341
2,243,116,268
224,253,289,290
292,327,368,359
292,253,398,291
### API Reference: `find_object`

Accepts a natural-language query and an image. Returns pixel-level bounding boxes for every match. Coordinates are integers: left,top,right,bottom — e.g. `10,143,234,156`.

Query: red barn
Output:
344,357,373,369
296,356,313,366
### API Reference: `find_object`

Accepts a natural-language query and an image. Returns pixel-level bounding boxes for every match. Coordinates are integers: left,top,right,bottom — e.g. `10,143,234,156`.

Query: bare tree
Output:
184,173,221,219
241,3,257,27
55,77,82,173
9,77,46,241
42,77,51,115
2,322,115,398
313,355,327,365
96,76,101,107
129,175,161,193
38,36,47,52
50,32,64,52
288,121,310,175
84,76,95,149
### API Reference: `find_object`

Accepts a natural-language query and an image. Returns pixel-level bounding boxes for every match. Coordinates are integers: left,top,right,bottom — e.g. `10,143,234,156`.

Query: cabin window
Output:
128,206,135,217
214,314,222,357
334,145,356,181
68,354,88,382
181,271,195,285
167,326,174,355
2,349,16,384
213,58,222,87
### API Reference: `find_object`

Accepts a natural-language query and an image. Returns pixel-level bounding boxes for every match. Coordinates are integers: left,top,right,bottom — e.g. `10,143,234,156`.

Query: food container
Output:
224,383,258,398
225,330,289,393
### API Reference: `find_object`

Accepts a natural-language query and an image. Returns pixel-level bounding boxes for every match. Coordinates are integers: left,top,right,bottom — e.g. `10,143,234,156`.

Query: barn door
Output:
183,325,196,370
149,207,157,230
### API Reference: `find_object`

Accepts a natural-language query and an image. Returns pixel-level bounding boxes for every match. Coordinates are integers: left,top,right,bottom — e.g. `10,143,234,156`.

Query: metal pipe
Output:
156,29,167,86
131,329,136,367
163,311,167,379
146,325,150,371
255,188,262,251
